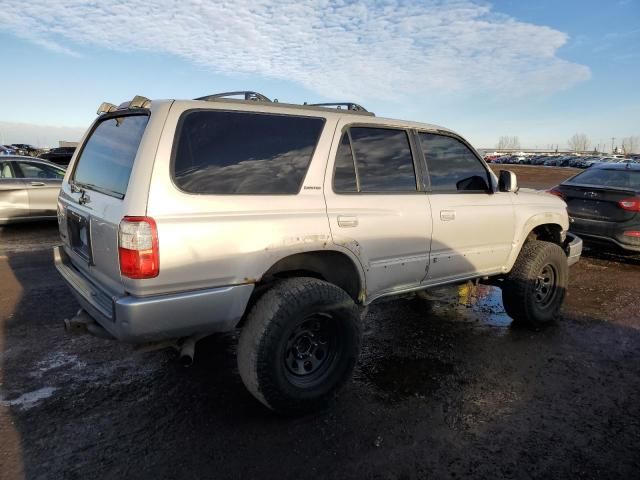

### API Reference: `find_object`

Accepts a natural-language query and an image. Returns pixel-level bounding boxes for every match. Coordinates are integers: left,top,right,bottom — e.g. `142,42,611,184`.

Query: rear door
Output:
59,111,151,296
418,132,515,283
13,160,64,217
323,123,431,297
0,160,29,221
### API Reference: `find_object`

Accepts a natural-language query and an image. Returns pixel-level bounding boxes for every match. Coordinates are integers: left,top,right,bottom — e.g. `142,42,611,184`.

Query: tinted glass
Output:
333,133,357,192
567,168,640,190
350,127,416,192
16,161,64,179
419,133,489,192
73,115,148,198
173,110,324,194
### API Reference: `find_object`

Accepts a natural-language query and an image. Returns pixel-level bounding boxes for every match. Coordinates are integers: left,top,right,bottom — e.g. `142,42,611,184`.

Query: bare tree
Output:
497,136,520,151
568,133,590,153
622,136,640,155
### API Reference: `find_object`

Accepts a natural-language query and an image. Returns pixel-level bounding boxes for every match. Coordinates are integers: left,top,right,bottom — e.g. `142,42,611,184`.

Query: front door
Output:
0,161,29,221
14,161,64,217
416,132,515,284
323,123,432,298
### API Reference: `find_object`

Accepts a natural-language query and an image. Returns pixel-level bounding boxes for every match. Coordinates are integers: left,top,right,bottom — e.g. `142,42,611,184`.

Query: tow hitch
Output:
64,309,114,339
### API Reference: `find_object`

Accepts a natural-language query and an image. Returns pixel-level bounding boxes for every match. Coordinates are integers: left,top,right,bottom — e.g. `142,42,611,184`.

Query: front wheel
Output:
502,240,568,329
237,277,362,415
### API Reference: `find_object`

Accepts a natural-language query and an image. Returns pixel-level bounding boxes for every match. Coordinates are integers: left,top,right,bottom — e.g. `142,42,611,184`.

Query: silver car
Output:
0,156,65,224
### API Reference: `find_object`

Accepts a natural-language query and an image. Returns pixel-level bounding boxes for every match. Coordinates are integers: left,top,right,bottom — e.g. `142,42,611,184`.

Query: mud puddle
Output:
360,355,456,402
422,282,512,330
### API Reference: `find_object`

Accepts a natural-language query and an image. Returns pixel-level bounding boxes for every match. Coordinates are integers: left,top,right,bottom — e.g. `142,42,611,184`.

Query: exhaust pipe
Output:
178,333,208,367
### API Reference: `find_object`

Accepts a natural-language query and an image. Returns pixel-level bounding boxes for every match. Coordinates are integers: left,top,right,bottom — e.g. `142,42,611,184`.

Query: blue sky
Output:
0,0,638,150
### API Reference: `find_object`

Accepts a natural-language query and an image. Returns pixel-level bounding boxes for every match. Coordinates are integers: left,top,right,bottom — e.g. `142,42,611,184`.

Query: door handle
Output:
337,215,358,228
440,210,456,221
30,182,46,187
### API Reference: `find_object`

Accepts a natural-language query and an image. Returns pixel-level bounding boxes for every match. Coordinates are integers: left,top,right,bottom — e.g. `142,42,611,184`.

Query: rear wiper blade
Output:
74,181,124,199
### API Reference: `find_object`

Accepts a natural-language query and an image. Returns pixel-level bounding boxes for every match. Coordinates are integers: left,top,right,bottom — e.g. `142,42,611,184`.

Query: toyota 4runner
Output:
55,92,582,414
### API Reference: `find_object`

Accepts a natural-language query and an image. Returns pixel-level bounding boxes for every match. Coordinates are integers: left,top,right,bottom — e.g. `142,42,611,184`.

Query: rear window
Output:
173,110,325,194
567,168,640,190
73,114,148,198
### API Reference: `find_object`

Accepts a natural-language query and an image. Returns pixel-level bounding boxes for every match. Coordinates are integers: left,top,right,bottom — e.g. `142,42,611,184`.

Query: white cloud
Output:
0,0,590,100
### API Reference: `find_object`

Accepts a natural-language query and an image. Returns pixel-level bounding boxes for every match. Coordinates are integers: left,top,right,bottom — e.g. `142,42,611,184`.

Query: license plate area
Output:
67,209,92,264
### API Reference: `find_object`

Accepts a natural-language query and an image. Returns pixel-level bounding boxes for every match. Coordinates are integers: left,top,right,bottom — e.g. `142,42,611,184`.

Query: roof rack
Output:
195,91,272,102
193,91,374,116
306,102,369,112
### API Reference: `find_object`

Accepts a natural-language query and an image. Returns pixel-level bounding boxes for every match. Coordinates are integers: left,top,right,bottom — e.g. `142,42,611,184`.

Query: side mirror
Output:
499,170,518,192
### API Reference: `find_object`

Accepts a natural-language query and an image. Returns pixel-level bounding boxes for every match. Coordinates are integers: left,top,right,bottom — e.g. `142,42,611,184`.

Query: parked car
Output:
549,163,640,252
11,143,39,156
1,145,17,155
0,156,66,224
39,146,76,166
55,92,582,414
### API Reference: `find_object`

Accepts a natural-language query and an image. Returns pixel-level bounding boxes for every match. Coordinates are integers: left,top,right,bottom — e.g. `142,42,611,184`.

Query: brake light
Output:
547,187,566,200
618,197,640,212
623,231,640,237
118,216,159,279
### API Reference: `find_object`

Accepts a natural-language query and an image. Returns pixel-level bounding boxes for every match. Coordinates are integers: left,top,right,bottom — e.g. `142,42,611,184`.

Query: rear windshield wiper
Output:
74,181,125,199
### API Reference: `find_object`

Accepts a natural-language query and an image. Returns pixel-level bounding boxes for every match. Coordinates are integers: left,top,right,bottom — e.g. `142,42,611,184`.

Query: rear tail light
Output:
618,197,640,212
623,231,640,238
547,186,566,200
118,216,159,279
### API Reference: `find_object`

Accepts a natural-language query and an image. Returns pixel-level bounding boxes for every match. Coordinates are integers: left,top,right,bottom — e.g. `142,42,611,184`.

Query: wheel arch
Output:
505,216,568,273
253,249,366,303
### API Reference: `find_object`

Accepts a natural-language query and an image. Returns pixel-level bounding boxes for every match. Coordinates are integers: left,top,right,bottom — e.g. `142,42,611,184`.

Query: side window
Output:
419,133,489,193
333,133,357,193
15,162,64,179
0,162,15,178
333,127,417,193
173,110,325,195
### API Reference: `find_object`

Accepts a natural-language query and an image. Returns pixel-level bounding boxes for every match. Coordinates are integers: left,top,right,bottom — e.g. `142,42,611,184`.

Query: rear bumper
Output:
570,217,640,252
564,233,583,266
54,246,254,343
571,232,640,253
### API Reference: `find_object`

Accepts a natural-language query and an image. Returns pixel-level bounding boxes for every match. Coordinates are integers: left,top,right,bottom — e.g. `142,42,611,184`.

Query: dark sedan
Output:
549,163,640,252
38,146,76,166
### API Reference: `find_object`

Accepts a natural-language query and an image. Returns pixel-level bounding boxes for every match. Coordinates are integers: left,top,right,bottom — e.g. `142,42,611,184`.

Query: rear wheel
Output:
502,240,568,329
237,277,362,415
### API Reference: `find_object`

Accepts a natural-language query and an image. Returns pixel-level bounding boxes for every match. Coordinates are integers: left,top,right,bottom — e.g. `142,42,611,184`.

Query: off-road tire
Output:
502,240,568,329
237,277,362,415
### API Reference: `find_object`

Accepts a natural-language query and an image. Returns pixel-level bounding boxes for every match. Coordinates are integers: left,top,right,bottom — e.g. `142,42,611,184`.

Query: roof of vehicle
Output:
101,93,458,139
172,97,455,134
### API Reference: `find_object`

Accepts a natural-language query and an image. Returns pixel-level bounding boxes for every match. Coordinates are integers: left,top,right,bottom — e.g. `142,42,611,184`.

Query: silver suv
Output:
55,92,582,414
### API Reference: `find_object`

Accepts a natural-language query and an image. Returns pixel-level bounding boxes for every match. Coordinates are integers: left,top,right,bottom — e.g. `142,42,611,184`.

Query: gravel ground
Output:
1,167,639,480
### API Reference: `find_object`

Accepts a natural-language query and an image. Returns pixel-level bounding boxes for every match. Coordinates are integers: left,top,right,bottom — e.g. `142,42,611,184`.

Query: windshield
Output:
72,114,148,198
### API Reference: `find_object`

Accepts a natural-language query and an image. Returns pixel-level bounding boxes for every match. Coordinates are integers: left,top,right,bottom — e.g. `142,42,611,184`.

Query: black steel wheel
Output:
533,263,558,308
283,313,340,387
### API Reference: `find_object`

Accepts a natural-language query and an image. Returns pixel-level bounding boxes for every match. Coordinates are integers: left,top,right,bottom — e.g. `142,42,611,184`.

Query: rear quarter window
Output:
73,114,149,198
172,110,325,195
